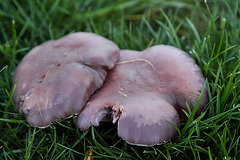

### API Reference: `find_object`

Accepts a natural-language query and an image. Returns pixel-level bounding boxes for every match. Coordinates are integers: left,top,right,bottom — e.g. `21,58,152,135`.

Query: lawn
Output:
0,0,240,159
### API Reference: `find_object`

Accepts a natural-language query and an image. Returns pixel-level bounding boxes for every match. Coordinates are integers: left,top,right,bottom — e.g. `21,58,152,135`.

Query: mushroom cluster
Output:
12,32,208,146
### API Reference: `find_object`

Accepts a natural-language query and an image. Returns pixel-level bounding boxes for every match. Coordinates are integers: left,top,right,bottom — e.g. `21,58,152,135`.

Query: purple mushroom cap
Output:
12,32,119,127
77,45,208,146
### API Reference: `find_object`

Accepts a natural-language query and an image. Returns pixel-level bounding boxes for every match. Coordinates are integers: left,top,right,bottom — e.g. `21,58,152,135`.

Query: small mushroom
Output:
12,32,119,127
77,45,208,146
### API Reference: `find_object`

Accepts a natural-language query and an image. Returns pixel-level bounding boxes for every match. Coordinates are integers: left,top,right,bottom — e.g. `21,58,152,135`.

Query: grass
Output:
0,0,240,159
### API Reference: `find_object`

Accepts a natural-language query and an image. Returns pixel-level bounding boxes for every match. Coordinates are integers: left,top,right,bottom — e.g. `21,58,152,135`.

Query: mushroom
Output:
12,32,119,127
77,45,208,146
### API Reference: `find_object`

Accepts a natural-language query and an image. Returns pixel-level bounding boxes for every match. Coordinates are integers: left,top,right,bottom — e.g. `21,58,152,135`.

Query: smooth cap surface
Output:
12,32,119,127
77,45,208,146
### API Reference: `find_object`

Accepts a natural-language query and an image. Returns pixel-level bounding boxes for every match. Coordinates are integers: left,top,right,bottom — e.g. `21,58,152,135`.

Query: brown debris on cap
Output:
77,45,208,146
12,32,119,127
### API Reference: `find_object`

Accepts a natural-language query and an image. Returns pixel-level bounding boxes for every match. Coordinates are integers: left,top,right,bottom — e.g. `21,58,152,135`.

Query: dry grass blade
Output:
117,58,156,70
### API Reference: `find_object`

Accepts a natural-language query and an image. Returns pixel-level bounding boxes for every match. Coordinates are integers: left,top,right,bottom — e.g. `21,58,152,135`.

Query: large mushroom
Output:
12,32,119,127
77,45,208,146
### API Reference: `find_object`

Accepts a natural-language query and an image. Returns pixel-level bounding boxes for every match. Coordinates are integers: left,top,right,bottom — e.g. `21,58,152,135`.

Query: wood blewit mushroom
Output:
77,45,208,146
12,32,119,127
